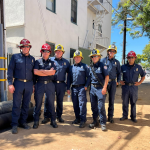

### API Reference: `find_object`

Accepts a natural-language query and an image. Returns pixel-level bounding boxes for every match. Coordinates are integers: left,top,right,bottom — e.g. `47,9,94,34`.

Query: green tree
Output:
135,42,150,67
112,0,150,39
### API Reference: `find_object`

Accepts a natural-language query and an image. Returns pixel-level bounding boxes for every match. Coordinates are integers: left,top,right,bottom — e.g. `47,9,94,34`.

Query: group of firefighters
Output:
7,38,145,134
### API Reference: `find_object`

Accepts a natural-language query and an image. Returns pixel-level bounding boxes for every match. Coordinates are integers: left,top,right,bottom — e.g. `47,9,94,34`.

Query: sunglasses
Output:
91,55,99,58
42,50,50,53
127,57,135,59
22,46,30,48
109,50,116,53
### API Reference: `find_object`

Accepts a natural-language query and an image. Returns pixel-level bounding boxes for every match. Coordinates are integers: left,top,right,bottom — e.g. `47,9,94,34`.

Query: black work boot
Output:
108,117,114,123
72,119,80,124
19,123,31,129
57,117,64,123
120,117,128,121
41,118,50,124
89,119,99,129
33,121,39,129
79,122,86,128
12,126,18,134
131,118,137,123
50,121,58,128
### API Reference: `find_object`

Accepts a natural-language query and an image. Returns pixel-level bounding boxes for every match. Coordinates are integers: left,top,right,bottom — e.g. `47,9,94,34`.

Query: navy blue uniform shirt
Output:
7,53,35,85
34,58,56,81
67,62,90,90
90,61,109,87
101,57,121,82
121,63,145,83
50,57,70,82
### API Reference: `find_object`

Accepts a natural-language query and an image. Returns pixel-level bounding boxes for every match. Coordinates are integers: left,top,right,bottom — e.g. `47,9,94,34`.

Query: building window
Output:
46,0,56,13
70,48,76,58
46,41,55,56
98,24,102,37
71,0,77,24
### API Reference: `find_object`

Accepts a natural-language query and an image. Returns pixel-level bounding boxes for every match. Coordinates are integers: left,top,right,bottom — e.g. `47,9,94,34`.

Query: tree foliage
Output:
112,0,150,39
135,42,150,67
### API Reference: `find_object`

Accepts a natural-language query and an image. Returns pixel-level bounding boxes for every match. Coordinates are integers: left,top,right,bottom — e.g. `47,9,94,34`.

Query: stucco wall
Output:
24,0,87,58
5,0,24,27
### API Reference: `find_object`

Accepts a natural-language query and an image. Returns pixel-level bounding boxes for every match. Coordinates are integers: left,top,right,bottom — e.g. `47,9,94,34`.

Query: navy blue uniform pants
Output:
107,81,116,117
71,86,87,122
44,82,66,118
90,86,106,125
33,82,56,122
122,85,138,119
12,80,33,127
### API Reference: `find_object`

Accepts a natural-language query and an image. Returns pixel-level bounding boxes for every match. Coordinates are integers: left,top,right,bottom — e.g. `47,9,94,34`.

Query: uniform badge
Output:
136,68,138,71
64,62,66,65
115,62,116,65
104,66,107,70
32,59,33,63
81,66,83,69
49,63,51,66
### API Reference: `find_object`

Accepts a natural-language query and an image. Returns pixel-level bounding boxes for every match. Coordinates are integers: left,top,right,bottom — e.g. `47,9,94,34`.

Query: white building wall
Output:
5,0,112,58
5,0,24,27
5,0,25,53
24,0,87,58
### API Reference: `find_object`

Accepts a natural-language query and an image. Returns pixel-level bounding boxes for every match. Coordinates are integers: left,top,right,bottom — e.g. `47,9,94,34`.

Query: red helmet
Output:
40,43,51,53
127,51,137,58
19,39,32,48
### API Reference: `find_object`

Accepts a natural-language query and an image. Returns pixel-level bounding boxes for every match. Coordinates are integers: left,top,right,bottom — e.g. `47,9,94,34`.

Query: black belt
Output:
16,79,31,82
91,84,101,88
37,80,52,84
125,82,134,86
109,79,116,82
54,81,64,83
72,84,85,88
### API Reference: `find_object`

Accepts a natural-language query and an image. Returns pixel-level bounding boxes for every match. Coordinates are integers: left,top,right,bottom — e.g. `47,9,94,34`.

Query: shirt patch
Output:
17,58,23,63
81,66,83,69
136,68,138,71
104,66,107,70
123,71,126,72
32,59,33,63
49,63,51,66
115,62,116,65
64,62,66,65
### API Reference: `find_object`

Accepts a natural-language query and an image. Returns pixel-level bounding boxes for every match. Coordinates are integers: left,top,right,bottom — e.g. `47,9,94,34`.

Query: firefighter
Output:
89,49,109,131
120,51,145,123
67,50,90,128
7,39,35,134
33,43,58,129
42,44,70,124
101,44,121,123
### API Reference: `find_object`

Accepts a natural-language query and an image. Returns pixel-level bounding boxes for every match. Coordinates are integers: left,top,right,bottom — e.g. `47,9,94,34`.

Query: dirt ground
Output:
0,83,150,150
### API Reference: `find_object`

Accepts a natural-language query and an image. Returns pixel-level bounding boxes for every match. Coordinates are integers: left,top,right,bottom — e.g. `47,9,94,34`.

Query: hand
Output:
120,80,125,85
84,87,87,90
134,82,141,86
33,85,35,93
50,67,54,70
116,82,119,86
51,70,56,75
8,85,15,94
101,87,107,95
67,90,70,95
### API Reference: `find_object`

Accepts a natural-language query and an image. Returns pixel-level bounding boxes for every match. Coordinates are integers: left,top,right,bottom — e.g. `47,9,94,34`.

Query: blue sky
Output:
111,0,150,63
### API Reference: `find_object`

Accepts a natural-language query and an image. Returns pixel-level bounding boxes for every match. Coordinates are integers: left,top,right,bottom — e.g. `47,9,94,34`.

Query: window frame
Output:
71,0,78,25
46,0,56,14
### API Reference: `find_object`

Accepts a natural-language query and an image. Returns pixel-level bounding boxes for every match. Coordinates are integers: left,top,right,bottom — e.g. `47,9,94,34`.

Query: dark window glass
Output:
46,42,55,56
70,48,76,58
71,0,77,24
